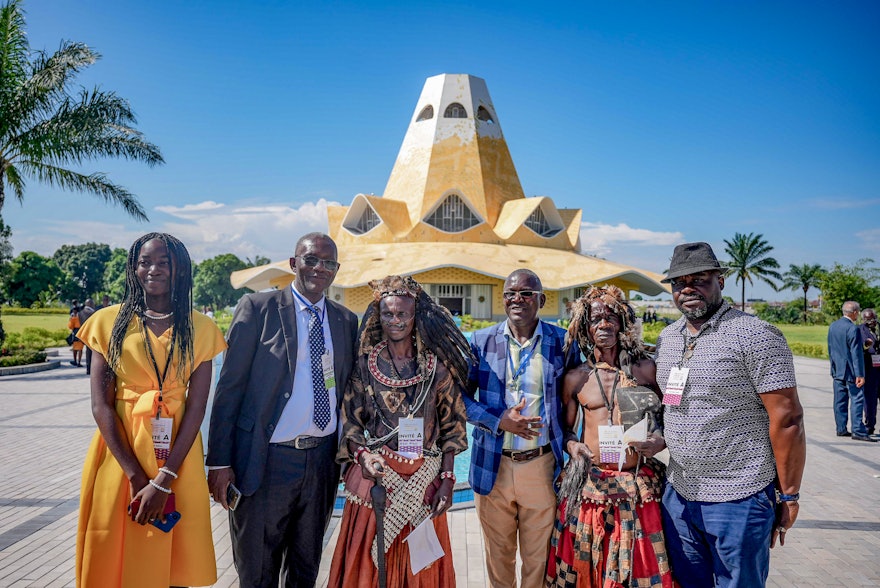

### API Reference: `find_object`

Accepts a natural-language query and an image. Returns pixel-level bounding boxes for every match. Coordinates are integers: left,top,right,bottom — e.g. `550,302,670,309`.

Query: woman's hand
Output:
431,478,454,518
359,451,387,482
130,479,169,525
628,433,666,459
566,440,593,463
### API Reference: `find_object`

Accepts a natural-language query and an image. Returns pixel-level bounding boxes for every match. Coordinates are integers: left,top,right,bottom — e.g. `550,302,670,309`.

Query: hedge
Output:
0,350,48,367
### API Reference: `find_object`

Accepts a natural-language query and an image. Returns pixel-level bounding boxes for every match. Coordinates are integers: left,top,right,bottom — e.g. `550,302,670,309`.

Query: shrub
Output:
2,306,69,315
788,342,828,359
641,321,667,345
459,315,495,332
4,328,68,351
0,350,48,367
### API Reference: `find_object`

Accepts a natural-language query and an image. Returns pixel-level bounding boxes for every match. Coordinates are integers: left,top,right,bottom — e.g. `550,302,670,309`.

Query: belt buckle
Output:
510,448,533,462
293,436,311,450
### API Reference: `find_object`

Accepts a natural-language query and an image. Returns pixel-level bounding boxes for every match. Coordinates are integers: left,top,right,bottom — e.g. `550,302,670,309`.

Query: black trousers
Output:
230,437,340,588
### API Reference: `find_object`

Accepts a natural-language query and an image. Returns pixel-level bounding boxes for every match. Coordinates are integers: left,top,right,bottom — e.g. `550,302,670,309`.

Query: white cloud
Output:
155,201,226,216
856,227,880,252
578,221,684,257
808,197,880,210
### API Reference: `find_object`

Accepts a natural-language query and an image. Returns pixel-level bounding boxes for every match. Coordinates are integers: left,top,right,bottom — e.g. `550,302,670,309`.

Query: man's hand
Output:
499,397,543,440
430,478,454,518
771,500,799,548
208,467,235,510
629,433,666,459
856,376,865,388
359,451,387,482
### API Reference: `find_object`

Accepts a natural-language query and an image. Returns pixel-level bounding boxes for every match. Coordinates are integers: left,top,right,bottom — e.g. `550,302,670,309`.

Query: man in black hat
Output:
653,242,806,587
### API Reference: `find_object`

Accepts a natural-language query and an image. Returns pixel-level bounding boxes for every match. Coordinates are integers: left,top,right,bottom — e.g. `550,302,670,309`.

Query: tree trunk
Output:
802,285,809,324
741,280,746,312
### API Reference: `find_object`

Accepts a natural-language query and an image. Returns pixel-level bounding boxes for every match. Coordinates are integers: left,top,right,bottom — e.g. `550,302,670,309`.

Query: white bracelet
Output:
149,479,172,494
158,466,178,479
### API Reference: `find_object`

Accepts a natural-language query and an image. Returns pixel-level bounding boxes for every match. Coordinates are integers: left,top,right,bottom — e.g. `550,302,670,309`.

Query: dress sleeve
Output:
435,365,469,455
75,306,118,357
192,312,228,365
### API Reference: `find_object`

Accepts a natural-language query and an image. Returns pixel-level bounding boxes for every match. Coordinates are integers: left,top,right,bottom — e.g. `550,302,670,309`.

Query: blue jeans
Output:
661,483,775,588
833,378,868,437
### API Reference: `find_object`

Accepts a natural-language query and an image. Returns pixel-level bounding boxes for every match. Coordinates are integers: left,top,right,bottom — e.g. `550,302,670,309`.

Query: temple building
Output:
231,74,668,319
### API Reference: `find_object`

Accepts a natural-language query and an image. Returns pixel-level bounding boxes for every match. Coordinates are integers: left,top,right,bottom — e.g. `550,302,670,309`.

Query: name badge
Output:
151,416,173,460
663,367,689,406
872,354,880,368
321,352,336,389
598,425,625,464
398,417,424,459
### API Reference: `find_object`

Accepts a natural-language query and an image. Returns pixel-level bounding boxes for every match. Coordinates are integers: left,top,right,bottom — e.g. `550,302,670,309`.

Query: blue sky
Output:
5,1,879,301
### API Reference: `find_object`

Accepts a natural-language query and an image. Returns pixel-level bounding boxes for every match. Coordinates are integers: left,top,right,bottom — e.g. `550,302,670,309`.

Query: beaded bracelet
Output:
158,466,178,479
354,446,369,465
149,479,172,494
439,471,456,483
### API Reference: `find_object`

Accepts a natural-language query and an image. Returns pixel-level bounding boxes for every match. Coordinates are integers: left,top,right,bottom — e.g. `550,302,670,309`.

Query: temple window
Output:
476,106,494,124
525,207,562,237
424,194,480,233
444,103,467,118
416,105,434,121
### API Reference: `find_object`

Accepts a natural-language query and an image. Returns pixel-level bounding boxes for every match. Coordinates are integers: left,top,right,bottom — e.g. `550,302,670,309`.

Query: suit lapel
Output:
493,322,508,392
279,287,298,377
327,302,345,377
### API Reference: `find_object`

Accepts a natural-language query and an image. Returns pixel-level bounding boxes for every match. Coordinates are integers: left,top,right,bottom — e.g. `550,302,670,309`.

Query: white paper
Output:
404,516,445,575
623,416,648,444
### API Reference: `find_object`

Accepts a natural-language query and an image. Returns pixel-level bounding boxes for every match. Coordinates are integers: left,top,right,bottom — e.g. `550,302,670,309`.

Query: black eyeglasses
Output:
503,290,542,301
295,255,340,272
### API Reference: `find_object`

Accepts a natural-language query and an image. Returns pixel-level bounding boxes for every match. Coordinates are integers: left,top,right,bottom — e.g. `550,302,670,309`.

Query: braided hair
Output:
359,275,474,390
565,285,648,379
107,233,195,380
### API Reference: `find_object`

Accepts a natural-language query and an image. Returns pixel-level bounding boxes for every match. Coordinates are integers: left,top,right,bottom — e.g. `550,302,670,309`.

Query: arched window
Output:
343,201,382,235
416,105,434,122
444,103,467,118
524,207,562,237
476,106,494,124
424,194,480,233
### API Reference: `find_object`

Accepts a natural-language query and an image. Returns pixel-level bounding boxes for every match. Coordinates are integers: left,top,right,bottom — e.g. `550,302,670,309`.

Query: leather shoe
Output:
836,431,851,437
852,435,877,442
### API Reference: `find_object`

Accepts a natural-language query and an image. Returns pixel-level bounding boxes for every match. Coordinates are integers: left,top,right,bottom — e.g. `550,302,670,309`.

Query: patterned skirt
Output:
545,461,677,588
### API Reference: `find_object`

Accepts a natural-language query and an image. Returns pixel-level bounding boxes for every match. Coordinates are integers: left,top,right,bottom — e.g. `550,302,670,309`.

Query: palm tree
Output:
0,0,163,215
782,263,824,323
723,232,782,311
0,0,164,346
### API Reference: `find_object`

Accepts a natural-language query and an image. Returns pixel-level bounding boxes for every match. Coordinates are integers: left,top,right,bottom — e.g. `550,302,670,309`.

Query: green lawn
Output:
774,324,828,351
3,313,69,333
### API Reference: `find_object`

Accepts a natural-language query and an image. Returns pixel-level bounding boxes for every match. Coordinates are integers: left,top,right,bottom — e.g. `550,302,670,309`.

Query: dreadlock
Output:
359,275,474,390
565,285,648,379
107,233,195,381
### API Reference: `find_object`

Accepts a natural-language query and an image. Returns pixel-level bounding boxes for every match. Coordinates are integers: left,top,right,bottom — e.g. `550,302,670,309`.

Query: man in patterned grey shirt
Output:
654,242,806,588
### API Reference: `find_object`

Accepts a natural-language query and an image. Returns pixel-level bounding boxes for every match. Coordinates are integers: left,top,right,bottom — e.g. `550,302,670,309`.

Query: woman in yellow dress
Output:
75,233,226,588
68,309,84,366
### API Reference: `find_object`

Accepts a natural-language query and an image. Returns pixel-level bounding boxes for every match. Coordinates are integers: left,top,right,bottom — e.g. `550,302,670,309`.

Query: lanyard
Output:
679,305,731,367
594,369,619,427
141,317,175,415
292,288,325,324
507,339,538,387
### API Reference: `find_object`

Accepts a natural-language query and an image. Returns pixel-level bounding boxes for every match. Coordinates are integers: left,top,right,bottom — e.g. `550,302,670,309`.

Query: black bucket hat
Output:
661,242,728,283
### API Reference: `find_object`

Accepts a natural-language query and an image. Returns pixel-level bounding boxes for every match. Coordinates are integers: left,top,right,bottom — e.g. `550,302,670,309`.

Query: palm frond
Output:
2,161,24,203
19,160,148,221
0,0,31,137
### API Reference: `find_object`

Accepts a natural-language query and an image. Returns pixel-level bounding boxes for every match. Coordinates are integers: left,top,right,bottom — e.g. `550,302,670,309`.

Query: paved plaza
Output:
1,350,879,587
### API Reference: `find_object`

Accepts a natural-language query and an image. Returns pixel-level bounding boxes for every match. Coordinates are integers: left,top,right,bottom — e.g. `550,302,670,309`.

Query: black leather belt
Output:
502,443,551,462
272,435,328,450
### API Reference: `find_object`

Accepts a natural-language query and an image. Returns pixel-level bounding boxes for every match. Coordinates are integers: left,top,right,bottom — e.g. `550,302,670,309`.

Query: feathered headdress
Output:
360,275,474,389
565,285,647,378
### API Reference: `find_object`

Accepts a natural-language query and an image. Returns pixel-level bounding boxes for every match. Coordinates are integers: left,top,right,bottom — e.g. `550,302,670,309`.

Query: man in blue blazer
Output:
465,269,581,588
207,233,358,586
828,300,872,441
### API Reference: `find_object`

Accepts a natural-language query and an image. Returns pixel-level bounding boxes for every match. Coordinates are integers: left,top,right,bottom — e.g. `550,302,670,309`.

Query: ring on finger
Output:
776,526,786,534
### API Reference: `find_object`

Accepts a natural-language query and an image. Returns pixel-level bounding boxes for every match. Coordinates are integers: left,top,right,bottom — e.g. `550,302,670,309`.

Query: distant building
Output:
231,74,669,319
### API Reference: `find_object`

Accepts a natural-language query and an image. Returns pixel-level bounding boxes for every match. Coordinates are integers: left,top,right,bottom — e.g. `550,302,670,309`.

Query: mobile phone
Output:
151,511,181,532
129,493,176,522
227,483,242,511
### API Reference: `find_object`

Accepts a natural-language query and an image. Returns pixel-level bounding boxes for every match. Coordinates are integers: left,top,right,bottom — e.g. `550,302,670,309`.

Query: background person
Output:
828,301,871,441
859,308,879,436
79,298,96,373
329,275,471,587
465,269,581,588
75,233,226,587
68,308,84,367
207,232,358,588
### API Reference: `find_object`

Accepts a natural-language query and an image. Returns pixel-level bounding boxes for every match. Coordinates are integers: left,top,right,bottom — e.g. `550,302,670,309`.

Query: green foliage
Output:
641,321,666,345
0,251,70,307
212,308,233,335
459,315,495,332
2,306,69,314
723,232,781,311
0,0,163,218
818,259,880,320
102,247,128,301
0,349,47,367
4,327,67,351
753,300,816,324
781,263,825,324
52,242,111,299
193,253,250,310
787,342,828,359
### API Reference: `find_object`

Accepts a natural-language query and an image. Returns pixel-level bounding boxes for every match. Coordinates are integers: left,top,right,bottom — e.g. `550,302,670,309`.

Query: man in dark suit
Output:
828,300,872,441
464,269,580,587
860,308,879,436
207,233,358,587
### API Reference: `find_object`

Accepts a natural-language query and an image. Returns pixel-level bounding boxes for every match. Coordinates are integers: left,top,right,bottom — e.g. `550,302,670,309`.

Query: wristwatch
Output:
776,490,800,503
